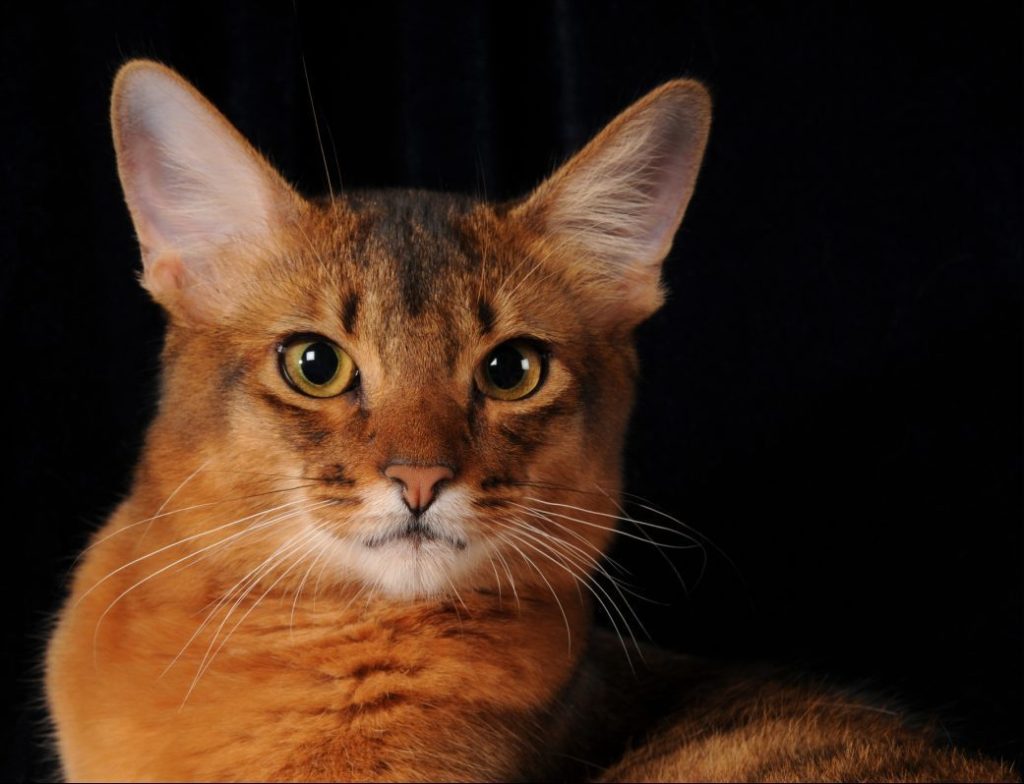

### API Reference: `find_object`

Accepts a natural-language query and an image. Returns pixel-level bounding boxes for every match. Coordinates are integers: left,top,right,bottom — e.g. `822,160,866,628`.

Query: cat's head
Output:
112,61,709,599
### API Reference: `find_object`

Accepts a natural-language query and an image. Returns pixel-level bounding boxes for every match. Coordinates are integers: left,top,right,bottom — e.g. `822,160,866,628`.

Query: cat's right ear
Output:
111,60,302,320
513,80,711,327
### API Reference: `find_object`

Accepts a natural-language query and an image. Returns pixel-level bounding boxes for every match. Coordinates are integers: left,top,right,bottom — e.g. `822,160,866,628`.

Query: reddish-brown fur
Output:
46,62,1016,782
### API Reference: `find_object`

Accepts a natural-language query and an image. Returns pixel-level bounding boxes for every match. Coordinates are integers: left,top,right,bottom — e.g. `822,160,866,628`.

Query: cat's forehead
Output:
339,190,479,278
325,189,489,314
290,189,523,366
277,189,579,370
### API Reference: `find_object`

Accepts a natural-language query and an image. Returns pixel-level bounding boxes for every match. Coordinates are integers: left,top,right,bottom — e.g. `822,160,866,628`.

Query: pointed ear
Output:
111,60,302,319
515,80,711,325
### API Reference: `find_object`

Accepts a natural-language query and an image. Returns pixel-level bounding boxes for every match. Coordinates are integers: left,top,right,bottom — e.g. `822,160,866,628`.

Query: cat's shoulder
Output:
577,630,1018,782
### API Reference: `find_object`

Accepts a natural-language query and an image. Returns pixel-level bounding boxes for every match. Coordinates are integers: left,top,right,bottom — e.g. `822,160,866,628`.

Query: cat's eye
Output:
279,337,358,398
475,340,545,401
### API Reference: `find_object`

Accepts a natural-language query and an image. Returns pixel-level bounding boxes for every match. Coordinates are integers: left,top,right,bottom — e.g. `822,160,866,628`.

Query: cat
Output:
45,60,1016,782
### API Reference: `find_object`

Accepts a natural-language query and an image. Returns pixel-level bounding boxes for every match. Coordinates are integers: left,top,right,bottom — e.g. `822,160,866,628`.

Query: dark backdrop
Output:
1,2,1019,779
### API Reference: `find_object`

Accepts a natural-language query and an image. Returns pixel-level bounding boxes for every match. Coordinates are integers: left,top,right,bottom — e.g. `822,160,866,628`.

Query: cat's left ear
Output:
514,80,711,325
111,60,303,321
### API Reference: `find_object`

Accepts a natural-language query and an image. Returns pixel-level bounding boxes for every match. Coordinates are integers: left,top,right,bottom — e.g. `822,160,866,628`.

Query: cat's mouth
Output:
361,518,467,551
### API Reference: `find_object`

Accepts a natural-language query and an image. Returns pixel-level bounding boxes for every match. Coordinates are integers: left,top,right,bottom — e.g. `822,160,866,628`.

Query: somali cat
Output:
46,61,1015,783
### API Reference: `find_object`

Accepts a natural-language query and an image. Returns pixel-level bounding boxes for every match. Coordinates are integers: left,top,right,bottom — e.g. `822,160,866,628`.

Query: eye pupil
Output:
298,342,339,385
475,339,544,401
486,345,529,390
280,336,356,398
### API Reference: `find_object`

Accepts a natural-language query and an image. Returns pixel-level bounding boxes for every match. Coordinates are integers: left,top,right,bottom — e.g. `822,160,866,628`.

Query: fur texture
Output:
46,62,1016,782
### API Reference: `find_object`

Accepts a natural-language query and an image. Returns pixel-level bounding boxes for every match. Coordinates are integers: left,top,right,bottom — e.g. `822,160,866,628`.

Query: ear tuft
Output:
111,60,300,318
517,80,711,324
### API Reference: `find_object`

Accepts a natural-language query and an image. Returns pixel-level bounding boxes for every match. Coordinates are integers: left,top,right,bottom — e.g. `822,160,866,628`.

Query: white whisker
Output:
490,542,521,613
592,483,693,596
78,498,321,609
90,500,333,664
509,499,697,550
493,532,573,655
496,522,642,671
74,481,319,566
484,552,503,605
502,517,651,645
160,506,334,677
289,536,334,636
181,527,326,706
521,497,701,542
136,458,212,548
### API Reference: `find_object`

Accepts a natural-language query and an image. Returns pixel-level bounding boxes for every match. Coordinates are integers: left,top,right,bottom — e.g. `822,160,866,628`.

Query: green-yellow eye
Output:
279,337,357,398
475,340,545,401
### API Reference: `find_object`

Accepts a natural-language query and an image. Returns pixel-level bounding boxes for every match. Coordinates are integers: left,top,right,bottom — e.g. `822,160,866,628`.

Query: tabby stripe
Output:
341,292,359,334
476,298,496,335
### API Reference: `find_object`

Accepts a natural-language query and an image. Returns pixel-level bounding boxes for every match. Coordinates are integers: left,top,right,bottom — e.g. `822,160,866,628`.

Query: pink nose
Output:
384,464,454,512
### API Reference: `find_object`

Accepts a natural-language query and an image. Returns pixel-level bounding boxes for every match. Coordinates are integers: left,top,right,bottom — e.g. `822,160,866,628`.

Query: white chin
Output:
332,535,465,599
364,539,463,598
323,485,476,598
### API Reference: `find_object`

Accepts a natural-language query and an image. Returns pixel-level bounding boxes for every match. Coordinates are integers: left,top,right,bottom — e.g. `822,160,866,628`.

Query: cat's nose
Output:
384,464,454,513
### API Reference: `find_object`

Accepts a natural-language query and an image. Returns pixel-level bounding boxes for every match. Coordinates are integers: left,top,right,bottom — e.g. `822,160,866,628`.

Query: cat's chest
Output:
52,583,582,780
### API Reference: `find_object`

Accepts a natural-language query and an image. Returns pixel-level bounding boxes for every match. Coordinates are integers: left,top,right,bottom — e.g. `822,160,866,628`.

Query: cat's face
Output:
157,192,641,597
113,62,709,598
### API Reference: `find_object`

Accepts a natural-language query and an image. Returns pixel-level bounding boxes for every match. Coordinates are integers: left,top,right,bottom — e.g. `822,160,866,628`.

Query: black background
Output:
1,2,1019,779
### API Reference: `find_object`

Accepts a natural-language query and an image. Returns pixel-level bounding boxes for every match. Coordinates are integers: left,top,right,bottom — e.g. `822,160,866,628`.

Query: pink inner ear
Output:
635,107,708,255
114,64,291,265
112,63,302,321
529,82,710,322
119,128,191,259
540,83,708,290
